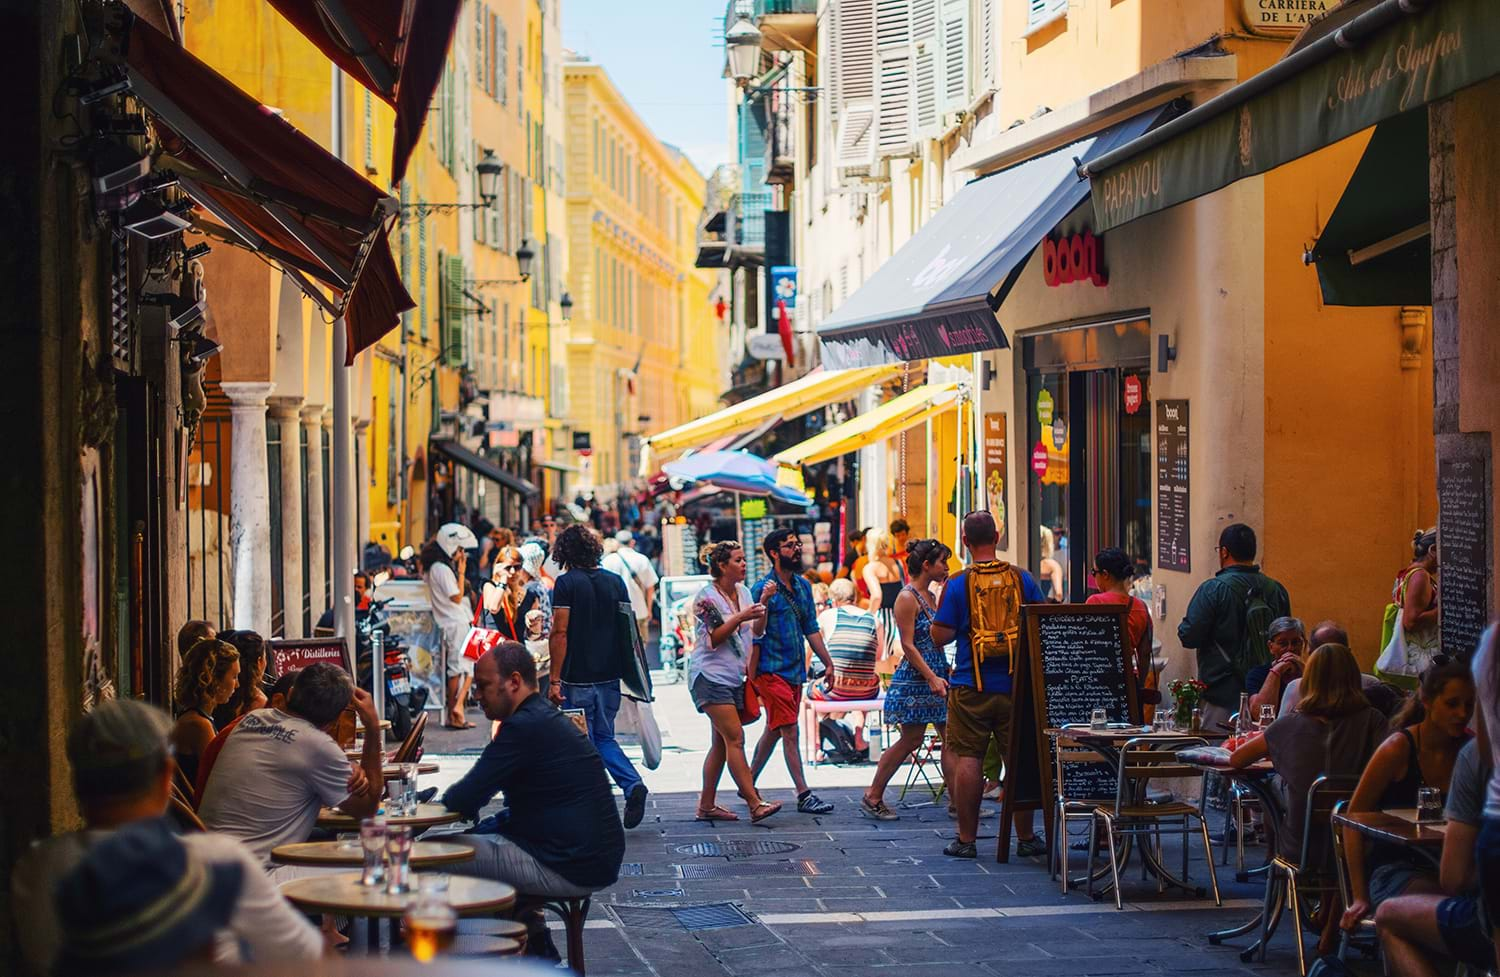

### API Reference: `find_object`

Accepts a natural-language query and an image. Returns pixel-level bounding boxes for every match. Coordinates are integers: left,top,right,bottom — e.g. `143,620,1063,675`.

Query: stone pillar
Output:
269,397,305,637
355,419,372,558
302,405,327,626
220,381,276,635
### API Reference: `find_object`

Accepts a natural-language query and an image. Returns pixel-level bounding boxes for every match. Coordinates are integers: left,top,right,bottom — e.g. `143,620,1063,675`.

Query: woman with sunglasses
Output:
1085,548,1156,713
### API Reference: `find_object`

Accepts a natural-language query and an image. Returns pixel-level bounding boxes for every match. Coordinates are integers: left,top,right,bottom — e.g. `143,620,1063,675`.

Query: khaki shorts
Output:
945,685,1014,760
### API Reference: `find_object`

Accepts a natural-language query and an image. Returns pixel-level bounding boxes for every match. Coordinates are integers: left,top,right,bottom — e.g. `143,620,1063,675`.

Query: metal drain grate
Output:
673,840,802,858
676,859,819,879
632,887,685,898
618,863,644,876
608,902,756,932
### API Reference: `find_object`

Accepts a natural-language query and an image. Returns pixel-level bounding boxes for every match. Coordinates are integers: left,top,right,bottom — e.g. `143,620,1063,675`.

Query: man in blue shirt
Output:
931,510,1047,859
749,528,837,814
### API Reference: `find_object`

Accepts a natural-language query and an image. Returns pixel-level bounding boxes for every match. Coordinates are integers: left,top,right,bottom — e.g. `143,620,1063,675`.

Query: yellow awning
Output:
641,364,903,459
773,383,961,468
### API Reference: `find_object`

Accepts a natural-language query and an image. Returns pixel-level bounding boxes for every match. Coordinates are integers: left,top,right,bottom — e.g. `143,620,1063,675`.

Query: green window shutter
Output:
443,254,465,366
418,215,428,340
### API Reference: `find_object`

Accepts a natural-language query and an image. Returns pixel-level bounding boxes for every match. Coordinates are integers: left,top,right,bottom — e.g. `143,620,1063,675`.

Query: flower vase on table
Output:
1168,678,1208,731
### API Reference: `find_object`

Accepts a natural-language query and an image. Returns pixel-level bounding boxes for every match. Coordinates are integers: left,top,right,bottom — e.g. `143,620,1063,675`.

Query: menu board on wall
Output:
1439,456,1491,660
982,412,1010,550
1155,400,1191,572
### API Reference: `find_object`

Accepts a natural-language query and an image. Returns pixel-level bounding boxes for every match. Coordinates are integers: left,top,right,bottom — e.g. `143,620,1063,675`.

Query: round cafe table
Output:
316,803,461,832
279,872,515,955
382,761,440,777
271,840,477,869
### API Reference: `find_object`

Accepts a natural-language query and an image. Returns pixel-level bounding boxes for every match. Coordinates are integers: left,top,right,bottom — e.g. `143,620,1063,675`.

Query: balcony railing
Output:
728,192,770,251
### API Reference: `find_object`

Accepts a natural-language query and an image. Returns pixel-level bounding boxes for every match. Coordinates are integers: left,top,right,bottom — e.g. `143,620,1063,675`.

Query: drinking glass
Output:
1090,707,1108,730
1155,712,1175,733
401,763,419,813
1257,705,1275,730
404,875,457,962
359,817,387,887
384,825,414,894
1417,787,1444,824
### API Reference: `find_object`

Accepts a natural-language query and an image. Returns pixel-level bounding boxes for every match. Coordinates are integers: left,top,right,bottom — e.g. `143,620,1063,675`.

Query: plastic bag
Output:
636,700,663,770
1374,617,1409,679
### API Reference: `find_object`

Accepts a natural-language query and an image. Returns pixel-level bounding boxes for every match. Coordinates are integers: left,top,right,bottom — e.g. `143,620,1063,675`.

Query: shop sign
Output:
740,497,768,520
572,431,591,451
770,266,798,309
1030,441,1050,477
1042,230,1108,287
1036,389,1054,428
1051,416,1068,451
1239,0,1334,35
1123,375,1143,415
270,637,350,677
982,413,1010,551
747,332,787,361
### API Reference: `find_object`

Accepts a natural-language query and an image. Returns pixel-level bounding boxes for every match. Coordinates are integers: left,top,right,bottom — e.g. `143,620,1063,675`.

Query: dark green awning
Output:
1081,0,1500,232
1308,108,1430,307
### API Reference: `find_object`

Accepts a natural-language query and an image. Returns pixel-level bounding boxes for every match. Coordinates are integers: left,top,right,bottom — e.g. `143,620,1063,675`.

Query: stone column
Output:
302,405,327,626
269,397,305,637
220,381,276,635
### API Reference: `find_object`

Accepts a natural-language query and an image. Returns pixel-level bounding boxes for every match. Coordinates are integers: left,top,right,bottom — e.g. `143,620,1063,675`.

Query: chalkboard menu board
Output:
1439,456,1491,660
1156,400,1190,572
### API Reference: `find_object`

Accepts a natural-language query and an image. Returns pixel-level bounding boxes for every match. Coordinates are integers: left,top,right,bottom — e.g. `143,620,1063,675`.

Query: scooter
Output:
355,596,428,742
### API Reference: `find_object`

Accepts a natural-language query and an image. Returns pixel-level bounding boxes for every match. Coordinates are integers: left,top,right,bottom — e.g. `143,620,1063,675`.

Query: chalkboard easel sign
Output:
998,604,1140,864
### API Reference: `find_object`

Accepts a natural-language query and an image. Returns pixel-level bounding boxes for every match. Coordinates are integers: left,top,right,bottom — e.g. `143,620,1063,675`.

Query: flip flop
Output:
695,805,740,822
750,801,783,824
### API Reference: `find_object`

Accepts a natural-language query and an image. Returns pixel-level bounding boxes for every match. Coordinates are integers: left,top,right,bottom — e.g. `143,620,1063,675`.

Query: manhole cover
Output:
676,859,819,879
673,840,802,858
608,903,756,932
619,863,644,877
632,887,685,898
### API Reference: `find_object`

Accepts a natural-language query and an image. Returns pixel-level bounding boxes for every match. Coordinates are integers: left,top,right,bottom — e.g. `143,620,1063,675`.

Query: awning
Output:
121,14,414,361
773,383,962,468
536,459,580,474
817,107,1173,369
1307,107,1430,306
431,438,539,499
264,0,463,183
641,364,903,461
1081,0,1500,232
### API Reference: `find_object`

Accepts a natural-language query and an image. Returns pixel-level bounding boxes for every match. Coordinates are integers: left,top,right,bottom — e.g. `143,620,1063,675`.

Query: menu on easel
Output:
998,604,1138,863
1439,456,1491,660
1156,400,1190,572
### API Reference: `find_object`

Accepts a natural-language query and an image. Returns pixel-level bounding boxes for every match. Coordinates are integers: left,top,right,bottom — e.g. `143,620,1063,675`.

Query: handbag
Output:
739,674,762,726
617,600,654,702
636,700,663,769
461,601,503,662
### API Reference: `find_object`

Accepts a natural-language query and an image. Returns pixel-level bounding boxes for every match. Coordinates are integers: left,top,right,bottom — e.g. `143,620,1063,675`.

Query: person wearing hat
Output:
603,529,658,648
11,700,322,972
423,522,480,728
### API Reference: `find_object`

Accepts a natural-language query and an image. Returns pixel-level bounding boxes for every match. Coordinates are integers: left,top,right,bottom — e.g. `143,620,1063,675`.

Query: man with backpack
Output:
1177,523,1291,729
931,510,1048,859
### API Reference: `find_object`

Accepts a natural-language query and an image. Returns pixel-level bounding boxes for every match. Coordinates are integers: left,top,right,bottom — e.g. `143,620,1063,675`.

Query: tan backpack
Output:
966,560,1024,671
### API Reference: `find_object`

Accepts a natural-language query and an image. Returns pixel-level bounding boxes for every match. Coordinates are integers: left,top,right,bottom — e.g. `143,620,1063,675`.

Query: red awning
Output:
263,0,462,184
121,14,414,362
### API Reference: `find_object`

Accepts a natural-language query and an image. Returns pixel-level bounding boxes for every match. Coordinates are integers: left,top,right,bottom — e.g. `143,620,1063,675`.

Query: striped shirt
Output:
816,606,880,700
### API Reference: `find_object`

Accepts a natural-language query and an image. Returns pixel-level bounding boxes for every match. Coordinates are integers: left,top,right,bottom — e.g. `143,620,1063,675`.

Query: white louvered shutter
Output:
832,0,877,180
912,0,938,135
939,0,969,116
874,0,914,157
979,0,996,87
1027,0,1067,32
834,101,876,178
824,1,841,125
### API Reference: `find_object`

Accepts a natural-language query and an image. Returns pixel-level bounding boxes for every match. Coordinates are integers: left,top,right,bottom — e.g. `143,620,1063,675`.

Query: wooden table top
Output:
316,803,461,830
279,872,515,918
382,762,440,777
1334,810,1447,848
270,840,476,868
1185,758,1275,777
1048,725,1227,744
169,960,528,977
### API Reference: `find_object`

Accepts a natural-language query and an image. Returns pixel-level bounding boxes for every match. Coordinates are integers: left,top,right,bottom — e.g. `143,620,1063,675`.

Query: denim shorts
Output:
1436,894,1496,969
690,675,744,713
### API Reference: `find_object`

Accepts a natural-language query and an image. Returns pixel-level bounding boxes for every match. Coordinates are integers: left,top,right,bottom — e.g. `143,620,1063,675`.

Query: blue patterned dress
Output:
882,584,949,727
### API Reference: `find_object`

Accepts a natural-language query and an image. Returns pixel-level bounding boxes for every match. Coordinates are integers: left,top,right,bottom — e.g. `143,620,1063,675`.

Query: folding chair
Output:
898,726,946,802
1088,736,1222,910
1051,734,1115,893
391,712,428,764
1256,775,1358,976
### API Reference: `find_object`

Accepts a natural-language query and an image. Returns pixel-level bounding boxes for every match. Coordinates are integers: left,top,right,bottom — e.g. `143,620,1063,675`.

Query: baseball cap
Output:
67,699,173,802
436,522,479,557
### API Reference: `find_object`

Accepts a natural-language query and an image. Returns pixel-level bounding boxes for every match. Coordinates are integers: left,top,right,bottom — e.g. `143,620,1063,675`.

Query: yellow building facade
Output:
564,62,724,496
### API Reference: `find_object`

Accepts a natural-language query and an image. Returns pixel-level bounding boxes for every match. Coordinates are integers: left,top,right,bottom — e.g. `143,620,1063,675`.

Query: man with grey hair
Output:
199,662,384,864
1277,620,1390,715
10,699,322,971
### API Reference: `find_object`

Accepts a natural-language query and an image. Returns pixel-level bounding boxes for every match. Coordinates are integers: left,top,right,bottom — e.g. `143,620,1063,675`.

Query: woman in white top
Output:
422,522,478,729
691,541,781,825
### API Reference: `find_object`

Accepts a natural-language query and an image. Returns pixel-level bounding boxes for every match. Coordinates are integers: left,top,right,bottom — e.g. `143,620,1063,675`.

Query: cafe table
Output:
279,871,515,955
381,761,440,777
316,802,461,832
1333,808,1446,855
1185,756,1285,957
271,839,477,869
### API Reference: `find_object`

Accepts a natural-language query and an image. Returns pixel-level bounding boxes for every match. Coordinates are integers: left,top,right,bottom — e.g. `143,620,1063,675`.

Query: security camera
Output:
119,197,191,240
140,290,207,333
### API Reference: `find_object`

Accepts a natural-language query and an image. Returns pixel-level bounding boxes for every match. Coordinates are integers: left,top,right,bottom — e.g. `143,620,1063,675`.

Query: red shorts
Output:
753,673,802,730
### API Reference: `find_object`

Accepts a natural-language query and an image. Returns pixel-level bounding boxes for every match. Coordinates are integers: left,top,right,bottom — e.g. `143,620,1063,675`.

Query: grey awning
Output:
817,105,1174,369
430,438,539,499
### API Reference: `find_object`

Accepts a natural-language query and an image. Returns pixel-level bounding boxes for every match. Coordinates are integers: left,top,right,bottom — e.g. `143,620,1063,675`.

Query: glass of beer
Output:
359,817,386,886
384,825,413,894
1417,787,1444,824
404,876,457,962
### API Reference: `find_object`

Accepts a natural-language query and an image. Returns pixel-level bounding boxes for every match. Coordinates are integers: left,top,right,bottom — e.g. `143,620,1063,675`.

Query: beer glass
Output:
403,876,456,962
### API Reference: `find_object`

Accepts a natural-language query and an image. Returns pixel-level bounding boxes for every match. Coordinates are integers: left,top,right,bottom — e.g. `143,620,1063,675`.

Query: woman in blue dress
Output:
861,539,952,820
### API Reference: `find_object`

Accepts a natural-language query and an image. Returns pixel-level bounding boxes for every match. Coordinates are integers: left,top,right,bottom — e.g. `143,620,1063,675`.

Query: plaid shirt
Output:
751,572,819,683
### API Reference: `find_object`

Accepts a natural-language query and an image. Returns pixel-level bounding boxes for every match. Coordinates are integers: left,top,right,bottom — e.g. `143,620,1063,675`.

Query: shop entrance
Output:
1023,318,1152,601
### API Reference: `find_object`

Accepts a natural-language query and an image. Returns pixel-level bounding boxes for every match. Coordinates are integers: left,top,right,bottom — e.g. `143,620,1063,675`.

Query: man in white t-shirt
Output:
604,530,658,645
198,662,384,867
12,699,323,972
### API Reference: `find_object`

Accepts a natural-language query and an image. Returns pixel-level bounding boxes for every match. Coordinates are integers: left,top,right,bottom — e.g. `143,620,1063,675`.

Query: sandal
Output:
860,797,899,821
749,800,783,824
695,805,739,822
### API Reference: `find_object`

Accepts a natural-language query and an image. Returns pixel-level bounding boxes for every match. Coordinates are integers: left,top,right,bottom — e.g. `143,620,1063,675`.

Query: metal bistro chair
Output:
391,711,428,764
1217,712,1265,873
1051,733,1115,893
1088,735,1222,910
1330,797,1382,968
1256,775,1359,975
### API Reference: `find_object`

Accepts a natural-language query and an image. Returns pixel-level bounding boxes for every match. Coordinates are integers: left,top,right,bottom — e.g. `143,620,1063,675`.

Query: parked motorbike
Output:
355,596,428,742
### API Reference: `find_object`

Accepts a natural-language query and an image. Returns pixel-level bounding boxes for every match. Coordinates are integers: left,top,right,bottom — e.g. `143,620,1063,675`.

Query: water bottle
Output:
1236,692,1250,737
866,721,883,762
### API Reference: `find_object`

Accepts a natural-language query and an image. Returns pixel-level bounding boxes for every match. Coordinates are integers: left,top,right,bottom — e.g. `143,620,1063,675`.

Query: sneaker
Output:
943,839,977,859
797,791,834,815
1015,837,1047,858
860,797,899,821
623,783,649,829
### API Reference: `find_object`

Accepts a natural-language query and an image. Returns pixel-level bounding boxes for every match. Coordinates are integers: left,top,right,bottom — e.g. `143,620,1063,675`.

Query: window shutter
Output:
939,0,969,116
912,0,938,135
980,0,996,86
417,215,428,340
824,1,841,124
497,21,508,104
443,254,465,366
489,162,504,245
833,101,876,179
834,0,874,105
1028,0,1067,31
473,153,485,245
874,0,914,157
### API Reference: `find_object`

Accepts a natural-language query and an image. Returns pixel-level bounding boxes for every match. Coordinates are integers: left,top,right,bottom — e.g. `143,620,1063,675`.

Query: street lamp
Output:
466,238,535,285
725,18,763,86
401,150,505,216
559,291,573,321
